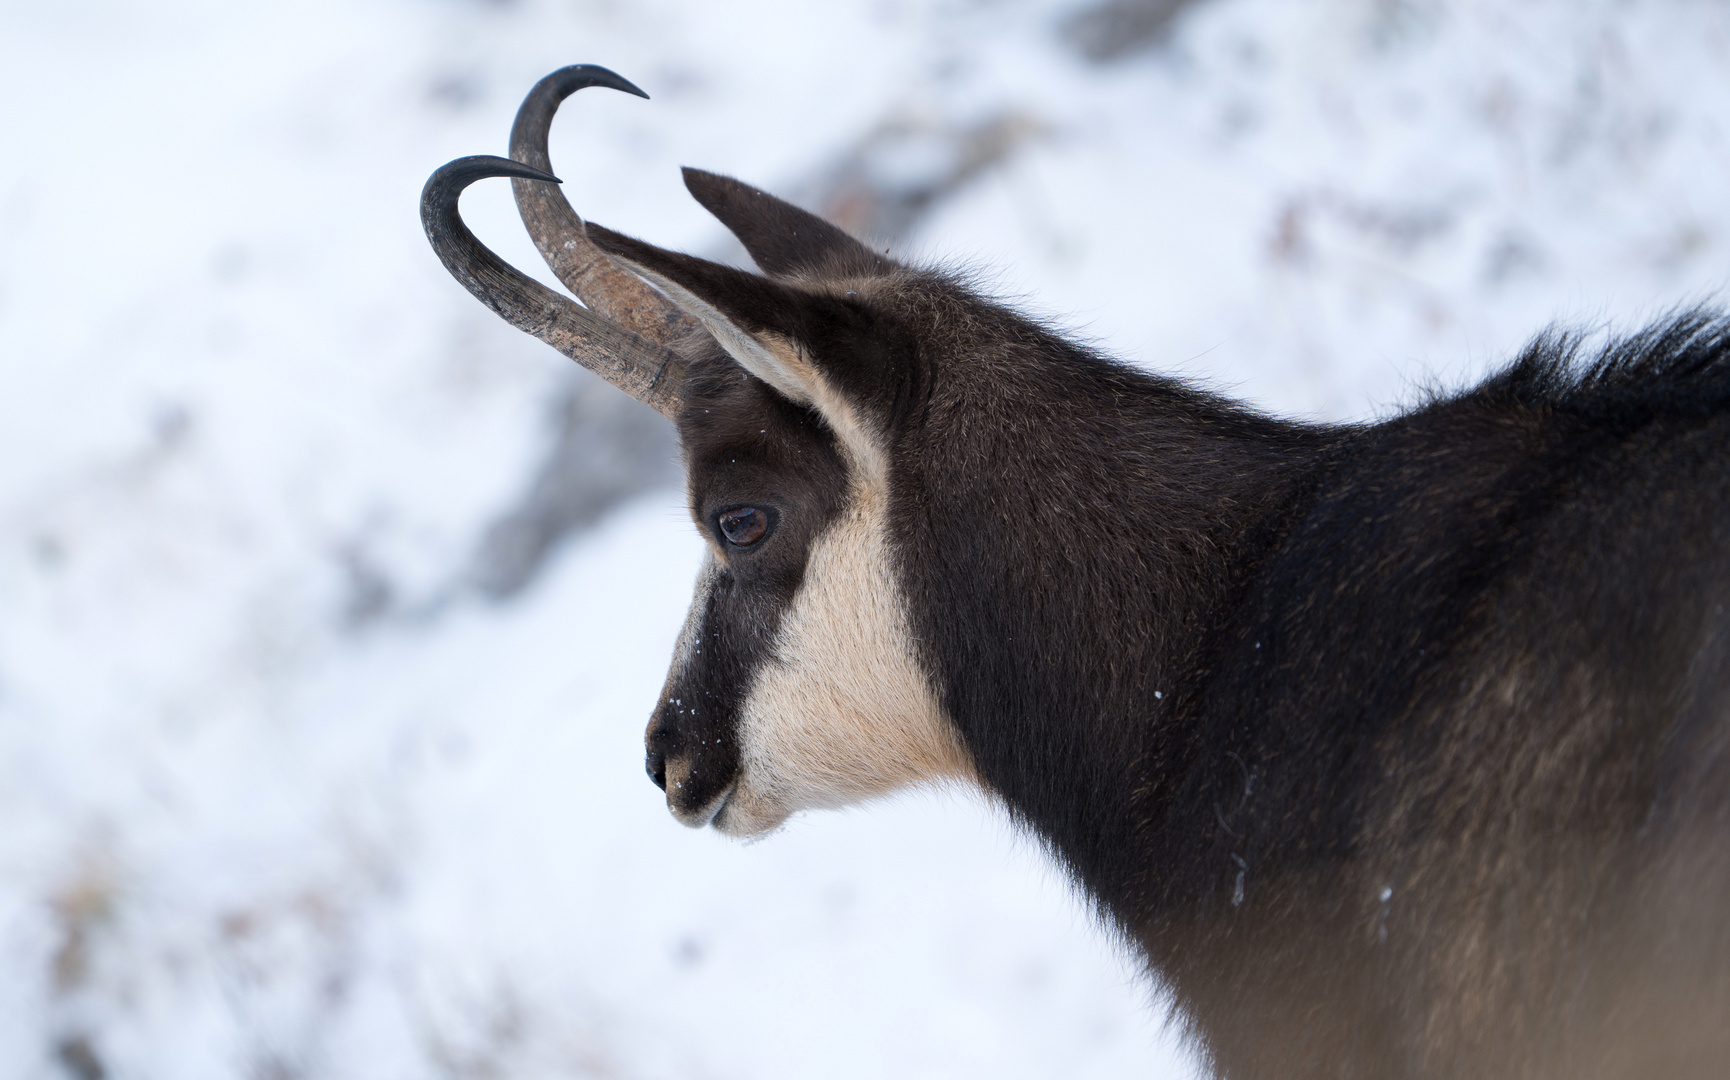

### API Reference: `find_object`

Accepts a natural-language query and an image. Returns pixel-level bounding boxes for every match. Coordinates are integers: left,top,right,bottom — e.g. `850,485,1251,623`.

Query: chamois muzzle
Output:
419,65,699,417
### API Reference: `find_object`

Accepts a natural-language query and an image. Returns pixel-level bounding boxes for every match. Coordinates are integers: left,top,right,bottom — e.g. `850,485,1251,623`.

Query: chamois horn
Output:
419,72,691,417
509,65,704,353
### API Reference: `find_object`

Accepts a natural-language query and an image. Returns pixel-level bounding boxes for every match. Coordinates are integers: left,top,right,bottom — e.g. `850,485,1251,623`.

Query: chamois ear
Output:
586,221,893,475
681,168,891,279
584,222,836,404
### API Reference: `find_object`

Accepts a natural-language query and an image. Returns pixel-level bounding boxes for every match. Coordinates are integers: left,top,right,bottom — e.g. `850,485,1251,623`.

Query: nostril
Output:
646,747,667,790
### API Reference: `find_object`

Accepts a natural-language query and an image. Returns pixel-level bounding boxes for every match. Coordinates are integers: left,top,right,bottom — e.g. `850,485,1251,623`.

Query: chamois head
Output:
423,66,980,835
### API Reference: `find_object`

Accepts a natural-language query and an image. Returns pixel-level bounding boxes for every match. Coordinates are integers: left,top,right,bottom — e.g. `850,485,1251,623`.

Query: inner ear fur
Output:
585,221,894,472
585,222,811,335
681,168,892,280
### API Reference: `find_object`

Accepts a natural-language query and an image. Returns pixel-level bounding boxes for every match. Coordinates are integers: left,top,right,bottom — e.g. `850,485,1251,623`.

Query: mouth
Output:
709,782,793,838
669,781,733,829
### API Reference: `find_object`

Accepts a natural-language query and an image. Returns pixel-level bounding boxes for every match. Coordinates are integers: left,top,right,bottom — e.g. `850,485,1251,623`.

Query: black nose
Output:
646,714,677,790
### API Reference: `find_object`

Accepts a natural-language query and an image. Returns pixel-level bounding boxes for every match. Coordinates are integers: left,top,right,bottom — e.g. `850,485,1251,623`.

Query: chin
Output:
709,782,792,838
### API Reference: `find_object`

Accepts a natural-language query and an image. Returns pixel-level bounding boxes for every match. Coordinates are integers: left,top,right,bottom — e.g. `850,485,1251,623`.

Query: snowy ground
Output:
1,0,1728,1077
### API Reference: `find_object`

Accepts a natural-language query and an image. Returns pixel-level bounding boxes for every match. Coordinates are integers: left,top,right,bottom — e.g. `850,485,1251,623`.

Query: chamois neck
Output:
892,349,1333,915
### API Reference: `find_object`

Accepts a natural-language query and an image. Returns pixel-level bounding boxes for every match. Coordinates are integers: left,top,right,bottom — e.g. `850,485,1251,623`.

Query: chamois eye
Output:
718,507,771,548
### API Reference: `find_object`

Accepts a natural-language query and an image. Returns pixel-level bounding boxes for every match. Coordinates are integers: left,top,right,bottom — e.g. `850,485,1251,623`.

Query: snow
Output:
1,0,1727,1076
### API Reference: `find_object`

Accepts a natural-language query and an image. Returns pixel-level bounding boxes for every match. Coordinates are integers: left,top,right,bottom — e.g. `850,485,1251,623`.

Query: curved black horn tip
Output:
421,154,561,216
541,63,649,102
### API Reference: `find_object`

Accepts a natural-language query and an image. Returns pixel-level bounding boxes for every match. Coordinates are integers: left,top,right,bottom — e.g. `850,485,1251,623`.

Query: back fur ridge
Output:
1484,308,1730,417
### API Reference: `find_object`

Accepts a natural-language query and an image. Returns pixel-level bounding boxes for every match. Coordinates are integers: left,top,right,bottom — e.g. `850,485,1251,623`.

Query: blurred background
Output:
2,0,1728,1076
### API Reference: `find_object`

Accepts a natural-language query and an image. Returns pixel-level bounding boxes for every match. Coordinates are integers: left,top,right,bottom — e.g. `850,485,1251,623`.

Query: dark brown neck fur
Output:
884,288,1337,913
888,292,1730,1078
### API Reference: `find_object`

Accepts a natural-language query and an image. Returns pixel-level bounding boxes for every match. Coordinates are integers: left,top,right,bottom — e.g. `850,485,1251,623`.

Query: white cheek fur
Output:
720,474,978,835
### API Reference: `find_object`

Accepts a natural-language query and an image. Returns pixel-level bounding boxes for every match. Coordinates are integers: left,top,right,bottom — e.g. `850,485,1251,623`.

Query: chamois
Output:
423,66,1730,1079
